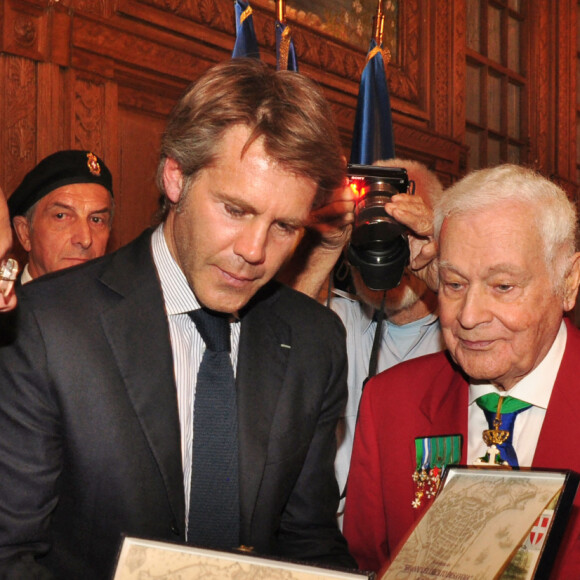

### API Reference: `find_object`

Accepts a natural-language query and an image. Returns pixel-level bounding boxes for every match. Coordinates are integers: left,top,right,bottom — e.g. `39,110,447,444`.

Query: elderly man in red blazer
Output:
343,164,580,579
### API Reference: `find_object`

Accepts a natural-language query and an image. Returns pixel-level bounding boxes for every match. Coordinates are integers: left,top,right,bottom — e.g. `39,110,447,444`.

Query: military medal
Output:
86,152,101,176
474,394,531,467
412,435,461,509
473,406,510,467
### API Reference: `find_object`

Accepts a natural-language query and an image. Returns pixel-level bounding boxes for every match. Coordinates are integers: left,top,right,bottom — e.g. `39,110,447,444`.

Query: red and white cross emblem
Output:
529,514,551,546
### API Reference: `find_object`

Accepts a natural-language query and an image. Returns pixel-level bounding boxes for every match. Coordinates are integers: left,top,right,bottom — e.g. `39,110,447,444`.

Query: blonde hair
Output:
157,59,345,219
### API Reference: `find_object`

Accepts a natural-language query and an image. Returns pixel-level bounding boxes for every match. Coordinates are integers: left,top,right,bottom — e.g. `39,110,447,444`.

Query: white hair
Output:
374,158,443,207
434,164,578,289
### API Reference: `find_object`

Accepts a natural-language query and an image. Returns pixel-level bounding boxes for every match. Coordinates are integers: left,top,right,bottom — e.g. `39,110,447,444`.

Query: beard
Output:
353,268,428,316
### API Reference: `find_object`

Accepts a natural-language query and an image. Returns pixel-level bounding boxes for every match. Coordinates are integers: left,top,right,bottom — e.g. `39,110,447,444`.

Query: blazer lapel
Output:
98,232,186,532
236,286,291,540
534,321,580,469
418,356,469,462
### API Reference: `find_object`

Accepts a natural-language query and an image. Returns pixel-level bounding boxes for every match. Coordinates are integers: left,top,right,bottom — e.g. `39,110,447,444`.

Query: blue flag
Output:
349,39,395,165
276,20,298,71
232,0,260,59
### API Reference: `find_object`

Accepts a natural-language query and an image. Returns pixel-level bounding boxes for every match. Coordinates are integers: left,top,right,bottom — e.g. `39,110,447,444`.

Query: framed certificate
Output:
381,467,579,580
113,536,373,580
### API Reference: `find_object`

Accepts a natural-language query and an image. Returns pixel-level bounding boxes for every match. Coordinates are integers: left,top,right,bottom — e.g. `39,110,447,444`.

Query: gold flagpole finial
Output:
276,0,286,24
372,0,385,46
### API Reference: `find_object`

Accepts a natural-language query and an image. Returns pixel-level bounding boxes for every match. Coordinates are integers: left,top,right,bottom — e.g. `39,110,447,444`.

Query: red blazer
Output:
343,318,580,579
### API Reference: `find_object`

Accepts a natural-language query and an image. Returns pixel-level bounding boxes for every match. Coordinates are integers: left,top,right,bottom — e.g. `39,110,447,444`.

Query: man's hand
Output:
384,193,439,292
279,184,355,300
308,184,355,252
0,188,17,312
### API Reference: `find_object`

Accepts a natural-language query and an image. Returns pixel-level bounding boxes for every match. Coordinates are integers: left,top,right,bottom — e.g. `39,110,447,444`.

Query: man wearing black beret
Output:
9,149,114,283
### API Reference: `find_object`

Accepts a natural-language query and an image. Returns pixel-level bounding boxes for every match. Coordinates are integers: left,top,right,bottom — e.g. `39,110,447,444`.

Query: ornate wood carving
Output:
73,0,108,17
555,0,576,184
125,0,423,110
394,123,467,187
3,0,47,61
2,56,37,194
9,0,574,250
36,62,67,159
452,0,466,143
135,0,234,33
432,0,449,134
73,76,106,152
530,0,550,170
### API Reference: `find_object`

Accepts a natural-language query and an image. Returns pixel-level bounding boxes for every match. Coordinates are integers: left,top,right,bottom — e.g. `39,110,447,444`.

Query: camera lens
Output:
346,166,412,291
351,182,406,250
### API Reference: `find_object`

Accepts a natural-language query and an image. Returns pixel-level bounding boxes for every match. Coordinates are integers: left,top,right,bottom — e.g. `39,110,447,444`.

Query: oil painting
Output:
284,0,399,56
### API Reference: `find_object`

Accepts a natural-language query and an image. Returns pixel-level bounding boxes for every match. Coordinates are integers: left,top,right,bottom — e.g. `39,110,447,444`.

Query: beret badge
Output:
87,152,101,176
8,150,113,219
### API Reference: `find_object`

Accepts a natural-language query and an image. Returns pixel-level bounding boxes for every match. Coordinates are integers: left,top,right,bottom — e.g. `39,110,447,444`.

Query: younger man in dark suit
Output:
0,59,356,578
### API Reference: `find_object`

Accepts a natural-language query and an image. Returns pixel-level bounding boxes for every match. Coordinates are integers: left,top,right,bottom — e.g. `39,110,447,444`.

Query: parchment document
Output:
114,537,368,580
381,470,564,580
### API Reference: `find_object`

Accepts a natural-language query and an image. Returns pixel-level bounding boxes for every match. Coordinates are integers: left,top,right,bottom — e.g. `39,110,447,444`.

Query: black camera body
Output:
347,164,415,291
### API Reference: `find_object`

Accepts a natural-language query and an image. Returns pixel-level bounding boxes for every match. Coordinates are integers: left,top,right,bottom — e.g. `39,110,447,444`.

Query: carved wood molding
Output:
1,56,37,194
118,0,425,110
530,0,550,170
451,0,466,143
2,0,433,128
2,0,48,61
395,123,466,165
73,76,106,152
555,0,576,183
0,0,472,195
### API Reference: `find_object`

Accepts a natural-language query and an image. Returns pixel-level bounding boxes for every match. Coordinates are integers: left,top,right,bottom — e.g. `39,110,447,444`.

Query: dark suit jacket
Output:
343,318,580,579
0,230,355,579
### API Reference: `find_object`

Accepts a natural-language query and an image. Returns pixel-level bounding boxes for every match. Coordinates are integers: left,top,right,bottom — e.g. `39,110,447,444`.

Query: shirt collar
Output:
468,320,567,410
361,302,439,336
20,263,33,285
331,287,439,335
151,224,200,316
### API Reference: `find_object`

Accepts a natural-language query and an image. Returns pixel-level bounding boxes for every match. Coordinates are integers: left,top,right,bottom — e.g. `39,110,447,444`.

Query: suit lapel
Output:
402,357,469,523
236,286,291,540
98,232,186,532
418,357,469,461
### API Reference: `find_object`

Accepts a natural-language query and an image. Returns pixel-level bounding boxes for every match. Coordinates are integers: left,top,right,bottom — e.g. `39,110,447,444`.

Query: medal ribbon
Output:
476,393,532,467
412,435,462,508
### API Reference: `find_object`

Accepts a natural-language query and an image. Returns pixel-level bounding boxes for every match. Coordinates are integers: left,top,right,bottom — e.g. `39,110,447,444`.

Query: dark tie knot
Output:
189,309,231,352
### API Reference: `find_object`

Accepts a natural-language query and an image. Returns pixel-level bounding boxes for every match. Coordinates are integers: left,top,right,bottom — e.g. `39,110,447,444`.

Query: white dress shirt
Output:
468,321,567,466
330,291,444,525
151,225,240,523
20,263,33,285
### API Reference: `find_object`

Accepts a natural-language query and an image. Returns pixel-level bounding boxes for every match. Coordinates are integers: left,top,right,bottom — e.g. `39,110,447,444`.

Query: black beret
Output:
8,150,113,219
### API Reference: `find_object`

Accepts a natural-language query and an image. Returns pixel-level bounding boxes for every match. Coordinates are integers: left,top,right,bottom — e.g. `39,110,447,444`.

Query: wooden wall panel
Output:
555,0,578,195
1,56,38,195
36,63,67,159
0,0,577,254
115,106,165,248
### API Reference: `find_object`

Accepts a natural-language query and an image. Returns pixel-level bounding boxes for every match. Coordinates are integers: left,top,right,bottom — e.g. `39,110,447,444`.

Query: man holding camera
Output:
283,158,445,520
